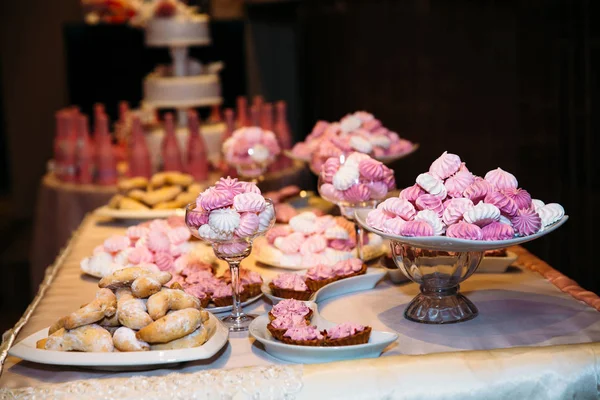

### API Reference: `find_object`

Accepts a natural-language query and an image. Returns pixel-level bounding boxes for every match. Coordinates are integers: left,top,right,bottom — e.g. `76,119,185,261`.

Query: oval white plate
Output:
94,206,185,220
249,302,398,364
262,267,386,304
355,209,568,252
9,313,229,370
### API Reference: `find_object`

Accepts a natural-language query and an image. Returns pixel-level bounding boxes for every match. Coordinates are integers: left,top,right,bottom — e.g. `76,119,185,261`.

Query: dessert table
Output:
6,214,600,399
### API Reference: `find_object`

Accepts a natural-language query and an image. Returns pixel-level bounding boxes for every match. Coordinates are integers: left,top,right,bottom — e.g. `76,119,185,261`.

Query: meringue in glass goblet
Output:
317,152,395,259
185,179,276,332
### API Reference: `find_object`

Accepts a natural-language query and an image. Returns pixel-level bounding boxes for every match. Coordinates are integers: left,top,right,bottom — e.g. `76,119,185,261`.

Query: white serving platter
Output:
249,302,398,364
355,209,568,252
9,312,229,370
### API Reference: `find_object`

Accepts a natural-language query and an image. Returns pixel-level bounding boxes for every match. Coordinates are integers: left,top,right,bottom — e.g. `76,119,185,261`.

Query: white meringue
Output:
414,209,446,236
349,135,373,153
537,203,564,227
499,214,513,226
484,168,518,190
324,226,350,240
258,203,276,231
208,208,240,234
113,248,134,266
332,165,360,191
250,144,270,163
324,248,354,264
416,173,447,199
532,199,545,211
370,135,391,149
289,212,318,235
463,202,501,227
198,224,231,240
280,254,304,267
80,252,114,278
340,115,362,133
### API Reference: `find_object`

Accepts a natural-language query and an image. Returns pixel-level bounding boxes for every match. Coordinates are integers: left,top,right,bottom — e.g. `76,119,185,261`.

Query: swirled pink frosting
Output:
446,221,483,240
186,209,209,228
215,177,246,196
429,151,462,180
442,198,474,225
358,158,386,180
103,235,130,253
197,187,235,211
399,220,434,237
306,264,336,280
272,299,311,318
128,246,154,264
273,273,308,291
234,212,260,237
511,208,542,236
484,190,518,217
415,194,444,217
399,184,426,203
233,192,266,213
502,188,532,210
463,178,493,203
147,231,170,253
332,258,364,276
445,165,474,198
485,168,518,190
284,325,323,341
271,314,308,330
326,322,366,339
481,221,515,241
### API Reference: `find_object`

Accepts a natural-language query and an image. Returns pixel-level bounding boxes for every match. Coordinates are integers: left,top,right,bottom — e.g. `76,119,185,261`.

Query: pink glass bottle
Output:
75,114,95,184
236,96,249,127
208,105,222,123
250,105,260,127
95,113,117,185
161,113,183,172
252,95,264,110
186,110,209,181
275,101,293,168
128,116,152,178
61,110,78,183
260,103,274,132
117,101,129,146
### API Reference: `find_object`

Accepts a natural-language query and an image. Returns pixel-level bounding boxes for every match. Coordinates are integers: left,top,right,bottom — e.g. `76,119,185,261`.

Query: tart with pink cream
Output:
219,267,263,297
267,314,309,341
268,298,313,322
211,283,249,307
324,323,372,346
280,325,325,346
269,273,312,300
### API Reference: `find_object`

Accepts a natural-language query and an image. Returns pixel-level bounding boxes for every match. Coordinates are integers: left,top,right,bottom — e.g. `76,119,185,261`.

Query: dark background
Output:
0,0,598,329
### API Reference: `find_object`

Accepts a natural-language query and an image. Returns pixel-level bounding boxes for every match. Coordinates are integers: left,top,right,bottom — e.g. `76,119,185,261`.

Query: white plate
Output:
249,302,398,364
262,267,386,304
207,293,263,314
9,313,229,370
478,251,518,273
355,209,569,252
94,206,185,220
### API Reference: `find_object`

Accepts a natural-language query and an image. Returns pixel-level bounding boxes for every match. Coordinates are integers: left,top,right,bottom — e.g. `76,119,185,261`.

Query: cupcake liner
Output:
279,336,325,346
267,324,287,341
325,326,372,347
268,309,313,323
269,282,312,300
305,276,340,292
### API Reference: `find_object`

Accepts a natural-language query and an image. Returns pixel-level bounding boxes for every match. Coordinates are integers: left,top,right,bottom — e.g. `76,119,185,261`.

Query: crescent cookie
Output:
143,186,182,207
117,177,149,193
44,325,114,352
127,189,149,203
136,308,203,344
153,200,186,210
146,288,201,320
165,172,194,188
99,267,171,291
150,325,208,350
62,288,117,330
108,194,124,209
130,275,163,298
149,172,169,189
112,327,150,352
119,197,150,211
116,288,153,330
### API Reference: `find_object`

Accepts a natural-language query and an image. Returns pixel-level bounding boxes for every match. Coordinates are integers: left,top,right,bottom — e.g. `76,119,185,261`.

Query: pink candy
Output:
400,220,434,237
103,235,130,253
446,221,483,240
415,194,444,217
147,231,171,253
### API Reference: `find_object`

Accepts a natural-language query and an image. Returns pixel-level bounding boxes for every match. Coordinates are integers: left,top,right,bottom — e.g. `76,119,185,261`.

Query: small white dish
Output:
94,206,185,220
478,251,518,273
262,267,386,304
249,303,398,364
9,313,229,370
355,209,569,252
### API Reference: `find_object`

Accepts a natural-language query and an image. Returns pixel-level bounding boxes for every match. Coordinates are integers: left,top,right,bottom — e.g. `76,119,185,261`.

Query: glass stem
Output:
354,222,364,260
228,261,243,319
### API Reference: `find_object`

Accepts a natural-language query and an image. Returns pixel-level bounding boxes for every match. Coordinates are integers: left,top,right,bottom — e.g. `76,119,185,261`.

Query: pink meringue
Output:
358,158,386,180
415,194,444,217
128,246,154,264
342,183,371,203
103,235,130,253
484,168,518,190
300,234,327,255
266,225,293,244
239,181,262,194
321,158,341,183
444,165,475,198
416,173,447,198
367,181,389,200
328,239,355,251
319,183,344,202
154,252,174,271
186,209,209,228
214,177,246,196
463,178,493,203
366,209,392,230
502,188,532,210
233,192,266,213
429,151,462,180
511,208,542,236
379,197,416,220
442,198,474,225
198,187,235,211
382,217,407,235
234,212,260,237
463,202,501,227
214,241,250,256
446,221,483,240
126,226,149,241
484,190,518,217
167,226,191,245
400,220,434,237
274,232,306,254
383,172,396,190
481,221,515,241
399,184,426,203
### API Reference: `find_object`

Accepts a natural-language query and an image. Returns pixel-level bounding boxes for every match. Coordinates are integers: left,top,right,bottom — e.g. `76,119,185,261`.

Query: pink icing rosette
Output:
444,164,475,198
154,251,174,272
400,220,434,237
233,192,266,213
511,208,542,236
382,217,407,235
446,221,483,240
306,264,336,280
358,158,386,180
463,178,493,203
379,197,416,220
234,212,260,237
128,246,154,264
321,158,341,183
198,187,235,211
484,168,518,191
481,221,515,241
147,231,171,253
484,190,518,217
429,151,462,180
366,209,392,230
239,181,262,195
502,188,532,210
103,235,130,253
342,184,371,203
442,198,474,225
215,177,246,196
415,194,444,217
399,184,426,203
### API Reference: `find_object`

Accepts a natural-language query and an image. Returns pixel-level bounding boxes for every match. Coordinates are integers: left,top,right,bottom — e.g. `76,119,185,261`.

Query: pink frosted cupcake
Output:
268,298,313,322
304,264,338,291
269,273,312,300
324,323,372,346
267,314,309,340
211,283,249,307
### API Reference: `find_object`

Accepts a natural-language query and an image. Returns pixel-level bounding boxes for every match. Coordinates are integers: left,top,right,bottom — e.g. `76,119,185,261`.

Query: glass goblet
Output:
389,242,483,324
185,201,275,332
